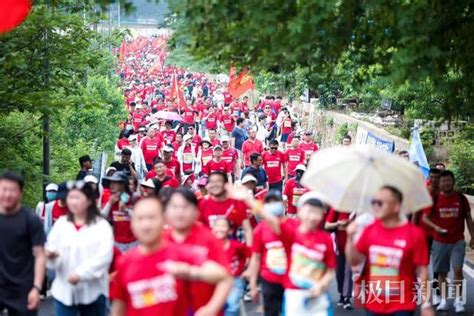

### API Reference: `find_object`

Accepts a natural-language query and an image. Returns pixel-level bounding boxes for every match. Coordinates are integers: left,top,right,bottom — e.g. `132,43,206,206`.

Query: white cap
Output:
140,179,155,188
221,135,230,142
163,145,174,153
296,191,329,208
84,175,99,184
183,134,193,142
45,183,58,191
129,134,138,141
241,174,258,184
295,164,306,172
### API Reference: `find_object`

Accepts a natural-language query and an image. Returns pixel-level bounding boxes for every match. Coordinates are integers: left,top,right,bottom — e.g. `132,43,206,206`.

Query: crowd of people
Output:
0,35,473,316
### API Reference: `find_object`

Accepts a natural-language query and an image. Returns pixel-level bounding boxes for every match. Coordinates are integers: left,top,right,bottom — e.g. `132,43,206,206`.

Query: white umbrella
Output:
301,145,432,213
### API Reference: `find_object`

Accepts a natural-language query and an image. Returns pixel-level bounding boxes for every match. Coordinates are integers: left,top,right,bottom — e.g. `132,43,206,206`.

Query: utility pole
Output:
117,1,121,28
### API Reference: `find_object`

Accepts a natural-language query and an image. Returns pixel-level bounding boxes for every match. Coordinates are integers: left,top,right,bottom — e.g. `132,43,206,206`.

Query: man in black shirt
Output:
76,155,92,180
0,171,46,316
110,148,137,178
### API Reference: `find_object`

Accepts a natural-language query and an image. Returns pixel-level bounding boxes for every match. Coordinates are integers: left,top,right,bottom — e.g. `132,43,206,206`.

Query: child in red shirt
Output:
212,218,250,316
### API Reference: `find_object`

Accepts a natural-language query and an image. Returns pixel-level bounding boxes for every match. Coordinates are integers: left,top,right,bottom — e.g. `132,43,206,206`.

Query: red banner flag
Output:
228,67,255,99
119,41,127,63
170,72,186,109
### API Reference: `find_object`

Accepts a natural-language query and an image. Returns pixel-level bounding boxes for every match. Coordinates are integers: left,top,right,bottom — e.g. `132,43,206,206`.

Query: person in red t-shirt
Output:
111,198,228,316
132,108,144,131
202,146,232,180
164,188,233,316
212,218,250,316
199,172,253,246
325,208,354,309
198,138,214,169
241,129,264,167
232,188,336,316
284,135,305,178
140,128,162,171
245,192,287,316
161,121,176,144
204,106,220,132
300,131,319,162
177,135,197,175
422,170,473,312
262,139,287,192
151,159,180,193
101,172,138,252
207,128,221,147
283,164,309,216
162,146,181,182
181,105,196,125
346,186,433,316
220,107,235,134
221,136,239,179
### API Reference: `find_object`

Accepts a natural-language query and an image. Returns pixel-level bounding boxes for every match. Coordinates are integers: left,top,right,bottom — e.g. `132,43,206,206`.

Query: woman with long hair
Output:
46,181,113,316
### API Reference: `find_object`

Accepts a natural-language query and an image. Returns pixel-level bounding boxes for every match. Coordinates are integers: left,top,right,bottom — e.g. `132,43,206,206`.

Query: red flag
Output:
0,0,31,33
119,41,127,63
228,67,255,99
228,64,236,83
170,72,186,109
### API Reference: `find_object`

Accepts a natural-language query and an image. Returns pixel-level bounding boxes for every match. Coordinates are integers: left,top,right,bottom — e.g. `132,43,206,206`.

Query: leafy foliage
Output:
168,0,474,121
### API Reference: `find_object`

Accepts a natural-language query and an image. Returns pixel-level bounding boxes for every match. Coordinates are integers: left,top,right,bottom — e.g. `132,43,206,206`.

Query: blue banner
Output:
365,131,395,153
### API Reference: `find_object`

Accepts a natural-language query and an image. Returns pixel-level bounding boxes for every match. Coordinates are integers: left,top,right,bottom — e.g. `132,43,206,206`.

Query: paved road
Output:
37,262,474,316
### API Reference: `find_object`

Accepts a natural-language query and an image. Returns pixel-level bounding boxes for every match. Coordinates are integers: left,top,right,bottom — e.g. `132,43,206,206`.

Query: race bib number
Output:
265,241,287,275
289,243,326,289
202,156,212,166
128,274,177,309
292,188,306,206
439,208,459,218
112,210,130,222
183,153,193,164
284,120,292,128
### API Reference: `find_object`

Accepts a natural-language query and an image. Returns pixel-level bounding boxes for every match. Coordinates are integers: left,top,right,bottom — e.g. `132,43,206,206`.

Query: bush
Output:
447,126,474,194
337,123,349,143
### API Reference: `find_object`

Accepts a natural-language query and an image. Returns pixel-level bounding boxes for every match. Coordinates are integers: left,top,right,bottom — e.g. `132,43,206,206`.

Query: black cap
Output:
104,171,129,184
79,155,92,165
264,190,283,202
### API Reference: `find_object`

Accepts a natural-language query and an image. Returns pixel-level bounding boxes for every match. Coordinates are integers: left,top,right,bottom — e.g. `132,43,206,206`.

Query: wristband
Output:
33,284,42,292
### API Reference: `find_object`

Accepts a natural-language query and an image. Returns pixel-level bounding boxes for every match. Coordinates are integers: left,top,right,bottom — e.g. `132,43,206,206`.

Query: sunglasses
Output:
370,199,386,208
270,147,278,150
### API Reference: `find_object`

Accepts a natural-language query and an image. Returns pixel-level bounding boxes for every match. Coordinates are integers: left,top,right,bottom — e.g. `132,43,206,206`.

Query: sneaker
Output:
337,296,344,306
243,292,252,302
432,293,441,306
454,300,465,313
343,298,353,310
436,299,449,311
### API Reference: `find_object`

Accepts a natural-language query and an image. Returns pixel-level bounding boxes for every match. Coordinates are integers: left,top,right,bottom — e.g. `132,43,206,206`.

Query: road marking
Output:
463,263,474,279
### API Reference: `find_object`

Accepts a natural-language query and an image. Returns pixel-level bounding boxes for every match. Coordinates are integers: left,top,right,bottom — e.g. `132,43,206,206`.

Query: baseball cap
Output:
297,191,329,209
221,135,230,142
213,144,223,151
241,174,257,184
295,164,306,172
45,183,58,192
163,145,174,153
183,134,193,142
84,175,99,184
201,138,212,146
129,134,138,141
140,179,155,189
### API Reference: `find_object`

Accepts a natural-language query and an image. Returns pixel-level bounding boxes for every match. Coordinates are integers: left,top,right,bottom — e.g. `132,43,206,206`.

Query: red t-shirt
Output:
203,159,231,176
284,147,305,176
164,159,181,179
205,113,219,130
223,91,232,105
262,150,286,184
252,221,288,284
283,178,309,214
222,147,239,173
281,118,293,134
163,223,229,314
52,201,68,223
300,142,319,160
286,132,296,144
145,169,175,180
141,137,162,165
132,112,144,131
221,114,235,133
200,148,214,167
279,218,336,289
191,134,202,148
103,193,136,244
182,107,195,125
356,221,429,314
116,138,130,150
242,139,264,167
428,192,469,244
110,245,188,316
225,240,251,276
162,130,176,144
198,196,248,229
181,145,195,173
325,209,350,251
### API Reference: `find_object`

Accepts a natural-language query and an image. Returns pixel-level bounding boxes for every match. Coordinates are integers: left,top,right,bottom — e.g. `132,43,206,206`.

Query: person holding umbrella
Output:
345,186,434,316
